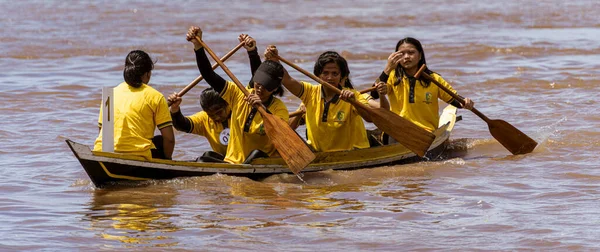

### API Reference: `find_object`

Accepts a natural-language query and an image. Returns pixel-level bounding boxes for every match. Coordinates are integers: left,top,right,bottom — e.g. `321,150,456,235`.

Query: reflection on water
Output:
84,185,180,248
377,181,432,213
75,147,456,247
225,167,435,221
129,170,437,235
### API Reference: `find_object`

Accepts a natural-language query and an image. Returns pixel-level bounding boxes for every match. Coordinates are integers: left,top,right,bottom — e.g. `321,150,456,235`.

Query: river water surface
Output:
2,0,600,251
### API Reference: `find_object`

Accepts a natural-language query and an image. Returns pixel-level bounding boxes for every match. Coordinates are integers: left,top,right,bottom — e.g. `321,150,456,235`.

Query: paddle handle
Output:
276,55,370,111
288,86,377,118
196,36,269,115
418,68,490,122
179,42,244,97
414,64,426,80
360,86,377,94
168,42,244,106
288,110,304,118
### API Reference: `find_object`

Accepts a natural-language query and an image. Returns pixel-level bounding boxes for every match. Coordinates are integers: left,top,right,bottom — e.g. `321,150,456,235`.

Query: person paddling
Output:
186,26,289,164
168,34,261,162
265,47,388,152
376,37,474,135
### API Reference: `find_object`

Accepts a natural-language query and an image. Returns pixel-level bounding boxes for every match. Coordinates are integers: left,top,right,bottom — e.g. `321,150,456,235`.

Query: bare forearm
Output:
160,126,175,159
288,115,304,130
281,68,303,97
379,95,390,110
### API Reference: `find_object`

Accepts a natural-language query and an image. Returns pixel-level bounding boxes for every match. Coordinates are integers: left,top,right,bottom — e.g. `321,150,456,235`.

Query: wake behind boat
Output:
67,105,459,187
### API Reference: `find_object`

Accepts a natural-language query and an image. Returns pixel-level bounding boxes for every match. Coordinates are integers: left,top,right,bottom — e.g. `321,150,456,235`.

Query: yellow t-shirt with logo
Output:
386,70,456,132
298,81,369,152
186,111,228,155
93,82,173,160
220,81,289,164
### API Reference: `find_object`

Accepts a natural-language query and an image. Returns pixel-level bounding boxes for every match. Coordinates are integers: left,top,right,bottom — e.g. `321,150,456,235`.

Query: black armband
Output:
449,94,466,108
171,110,193,133
248,48,261,77
370,84,380,99
370,71,389,99
247,48,259,57
378,71,389,83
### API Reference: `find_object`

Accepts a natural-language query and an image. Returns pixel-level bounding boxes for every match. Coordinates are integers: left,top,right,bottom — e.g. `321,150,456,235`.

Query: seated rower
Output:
265,47,388,152
376,37,474,136
167,34,261,162
168,88,230,162
94,50,175,160
187,26,289,164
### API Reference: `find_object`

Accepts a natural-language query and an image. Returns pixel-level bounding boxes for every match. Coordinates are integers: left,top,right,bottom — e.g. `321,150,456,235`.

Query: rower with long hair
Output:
376,37,474,133
265,47,388,152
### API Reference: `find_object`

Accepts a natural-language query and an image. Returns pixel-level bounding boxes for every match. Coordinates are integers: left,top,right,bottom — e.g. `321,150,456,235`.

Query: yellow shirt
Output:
386,70,456,132
220,81,289,164
361,93,374,103
94,82,173,160
298,81,369,152
187,111,228,155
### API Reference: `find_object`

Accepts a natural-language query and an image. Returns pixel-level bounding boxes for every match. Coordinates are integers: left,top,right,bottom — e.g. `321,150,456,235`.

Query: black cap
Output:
252,60,284,92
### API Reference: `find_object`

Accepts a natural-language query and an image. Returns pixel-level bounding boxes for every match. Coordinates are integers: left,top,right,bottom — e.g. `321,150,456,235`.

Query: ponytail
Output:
123,50,154,88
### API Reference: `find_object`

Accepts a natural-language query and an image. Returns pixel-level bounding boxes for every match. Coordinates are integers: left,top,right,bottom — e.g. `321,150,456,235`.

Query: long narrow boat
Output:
67,105,459,187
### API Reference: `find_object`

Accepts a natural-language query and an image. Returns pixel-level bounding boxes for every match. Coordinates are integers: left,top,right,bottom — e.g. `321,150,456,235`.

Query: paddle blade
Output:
369,108,436,157
488,119,537,155
261,112,316,174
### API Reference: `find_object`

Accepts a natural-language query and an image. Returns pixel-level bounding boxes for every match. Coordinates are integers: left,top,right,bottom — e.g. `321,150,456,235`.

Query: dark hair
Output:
313,51,354,89
123,50,154,88
393,37,434,87
199,87,228,111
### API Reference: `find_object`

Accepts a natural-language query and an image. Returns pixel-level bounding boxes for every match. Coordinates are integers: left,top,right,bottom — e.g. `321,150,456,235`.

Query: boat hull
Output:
67,106,458,187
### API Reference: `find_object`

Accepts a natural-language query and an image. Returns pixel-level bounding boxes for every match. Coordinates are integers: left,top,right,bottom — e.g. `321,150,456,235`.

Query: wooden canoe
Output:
67,105,459,187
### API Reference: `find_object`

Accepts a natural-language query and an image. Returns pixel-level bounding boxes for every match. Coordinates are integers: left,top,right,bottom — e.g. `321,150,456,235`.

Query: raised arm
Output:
238,34,261,76
264,45,304,97
371,51,401,99
187,26,227,93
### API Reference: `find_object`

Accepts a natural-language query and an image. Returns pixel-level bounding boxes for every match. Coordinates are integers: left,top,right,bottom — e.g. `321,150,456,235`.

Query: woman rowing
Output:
377,37,474,134
265,47,388,152
186,26,289,164
168,34,260,162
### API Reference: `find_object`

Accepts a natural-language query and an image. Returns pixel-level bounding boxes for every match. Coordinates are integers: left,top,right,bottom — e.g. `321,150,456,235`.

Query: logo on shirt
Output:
424,92,432,104
334,111,346,122
219,128,230,145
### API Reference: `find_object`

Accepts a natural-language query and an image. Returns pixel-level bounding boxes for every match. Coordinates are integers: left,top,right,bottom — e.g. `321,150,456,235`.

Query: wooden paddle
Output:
195,36,315,174
288,86,377,118
415,65,537,155
276,55,435,157
168,42,244,106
